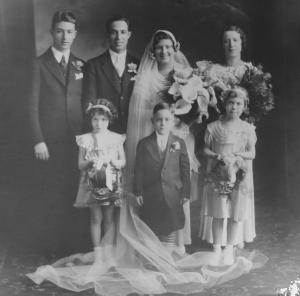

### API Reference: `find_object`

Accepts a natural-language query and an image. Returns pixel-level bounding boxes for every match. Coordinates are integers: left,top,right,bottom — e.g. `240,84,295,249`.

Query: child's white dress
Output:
74,131,125,208
200,119,256,229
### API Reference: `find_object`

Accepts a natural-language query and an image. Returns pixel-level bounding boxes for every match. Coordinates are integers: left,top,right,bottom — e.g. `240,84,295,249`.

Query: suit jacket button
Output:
120,96,124,100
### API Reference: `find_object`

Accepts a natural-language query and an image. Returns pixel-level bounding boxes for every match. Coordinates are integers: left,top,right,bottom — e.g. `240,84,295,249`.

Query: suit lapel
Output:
101,51,121,94
162,133,174,168
145,132,161,163
66,54,78,87
122,55,132,95
43,48,66,86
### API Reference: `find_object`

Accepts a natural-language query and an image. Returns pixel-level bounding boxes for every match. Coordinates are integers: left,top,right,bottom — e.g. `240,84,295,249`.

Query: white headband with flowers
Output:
86,103,112,114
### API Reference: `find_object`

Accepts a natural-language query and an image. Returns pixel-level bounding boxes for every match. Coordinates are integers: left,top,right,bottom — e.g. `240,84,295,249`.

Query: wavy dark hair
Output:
152,102,174,116
85,98,118,124
151,31,176,52
222,25,247,51
105,15,131,32
51,11,77,30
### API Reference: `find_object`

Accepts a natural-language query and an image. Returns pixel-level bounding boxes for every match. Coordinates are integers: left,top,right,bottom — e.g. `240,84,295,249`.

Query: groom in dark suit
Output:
28,11,85,256
83,16,139,133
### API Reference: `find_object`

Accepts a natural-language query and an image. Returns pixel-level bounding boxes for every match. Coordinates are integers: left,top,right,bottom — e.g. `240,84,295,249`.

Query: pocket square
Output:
75,72,83,80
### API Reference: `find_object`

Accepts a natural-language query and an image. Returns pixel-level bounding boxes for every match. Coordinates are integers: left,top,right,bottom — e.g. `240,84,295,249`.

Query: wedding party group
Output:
27,10,273,296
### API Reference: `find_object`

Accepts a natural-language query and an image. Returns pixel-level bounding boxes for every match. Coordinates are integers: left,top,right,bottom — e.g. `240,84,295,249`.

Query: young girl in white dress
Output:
74,99,125,262
202,87,256,265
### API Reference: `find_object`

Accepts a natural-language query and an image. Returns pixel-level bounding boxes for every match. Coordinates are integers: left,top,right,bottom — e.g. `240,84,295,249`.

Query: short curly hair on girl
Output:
85,98,118,123
222,87,249,110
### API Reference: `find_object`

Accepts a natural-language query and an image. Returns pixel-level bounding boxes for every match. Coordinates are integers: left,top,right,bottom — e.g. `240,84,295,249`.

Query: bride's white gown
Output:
27,34,267,295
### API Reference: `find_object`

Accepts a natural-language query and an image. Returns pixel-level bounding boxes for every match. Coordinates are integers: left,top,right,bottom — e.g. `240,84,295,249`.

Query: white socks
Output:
210,244,235,266
223,245,234,266
209,244,222,266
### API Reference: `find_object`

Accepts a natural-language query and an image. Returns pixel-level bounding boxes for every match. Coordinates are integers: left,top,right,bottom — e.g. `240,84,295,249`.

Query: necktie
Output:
114,55,123,77
60,55,67,75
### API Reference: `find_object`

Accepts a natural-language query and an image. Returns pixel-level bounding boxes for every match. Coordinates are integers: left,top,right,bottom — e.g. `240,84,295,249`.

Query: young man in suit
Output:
134,103,190,251
83,16,139,133
28,11,85,256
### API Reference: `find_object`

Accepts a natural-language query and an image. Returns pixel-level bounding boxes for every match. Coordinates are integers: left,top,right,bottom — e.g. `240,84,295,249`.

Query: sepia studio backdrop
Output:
0,0,298,250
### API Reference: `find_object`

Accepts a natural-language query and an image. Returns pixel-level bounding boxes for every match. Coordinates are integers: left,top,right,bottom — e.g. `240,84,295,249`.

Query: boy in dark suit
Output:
83,16,139,133
134,103,190,248
28,11,85,256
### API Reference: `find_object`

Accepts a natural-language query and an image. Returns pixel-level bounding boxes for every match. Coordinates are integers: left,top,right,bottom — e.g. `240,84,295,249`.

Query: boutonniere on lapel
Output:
72,60,84,80
127,63,138,81
170,141,181,153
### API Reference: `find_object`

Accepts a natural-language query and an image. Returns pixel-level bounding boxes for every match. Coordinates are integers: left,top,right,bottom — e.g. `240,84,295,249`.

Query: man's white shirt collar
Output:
109,49,127,76
51,46,70,64
109,49,127,63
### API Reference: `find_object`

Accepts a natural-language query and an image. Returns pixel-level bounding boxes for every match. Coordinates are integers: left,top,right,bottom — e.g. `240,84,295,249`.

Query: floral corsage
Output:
72,60,84,80
170,141,181,152
127,62,138,81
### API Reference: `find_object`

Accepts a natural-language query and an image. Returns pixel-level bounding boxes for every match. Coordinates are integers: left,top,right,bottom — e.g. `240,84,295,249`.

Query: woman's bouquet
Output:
205,155,247,197
161,67,219,124
194,61,274,124
239,64,274,123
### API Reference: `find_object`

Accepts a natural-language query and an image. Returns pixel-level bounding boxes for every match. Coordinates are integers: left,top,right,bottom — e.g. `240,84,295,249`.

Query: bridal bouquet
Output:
205,155,247,196
162,67,218,124
195,61,274,124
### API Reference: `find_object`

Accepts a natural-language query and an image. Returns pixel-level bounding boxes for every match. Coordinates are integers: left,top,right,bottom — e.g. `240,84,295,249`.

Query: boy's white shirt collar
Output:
155,132,169,151
51,46,70,64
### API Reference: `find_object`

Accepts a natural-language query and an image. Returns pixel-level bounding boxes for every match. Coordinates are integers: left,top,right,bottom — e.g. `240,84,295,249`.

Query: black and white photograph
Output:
0,0,299,295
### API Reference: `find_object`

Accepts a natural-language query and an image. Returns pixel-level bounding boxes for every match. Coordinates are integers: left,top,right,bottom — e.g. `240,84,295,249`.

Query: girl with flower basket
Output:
74,98,125,263
202,87,257,265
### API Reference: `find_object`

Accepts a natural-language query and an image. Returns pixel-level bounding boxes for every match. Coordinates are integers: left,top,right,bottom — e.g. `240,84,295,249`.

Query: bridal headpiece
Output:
150,29,180,52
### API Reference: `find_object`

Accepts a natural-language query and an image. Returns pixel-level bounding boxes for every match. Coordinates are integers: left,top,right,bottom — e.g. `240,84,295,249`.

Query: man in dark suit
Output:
83,16,139,133
27,11,86,256
134,103,190,242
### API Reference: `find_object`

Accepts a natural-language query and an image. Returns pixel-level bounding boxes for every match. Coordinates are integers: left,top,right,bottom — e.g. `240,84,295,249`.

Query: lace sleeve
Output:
75,133,93,150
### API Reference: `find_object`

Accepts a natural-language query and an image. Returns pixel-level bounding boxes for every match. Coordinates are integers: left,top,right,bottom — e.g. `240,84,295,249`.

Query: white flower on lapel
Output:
75,72,83,80
170,141,181,152
72,60,84,80
72,60,84,71
127,63,137,73
128,63,137,81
